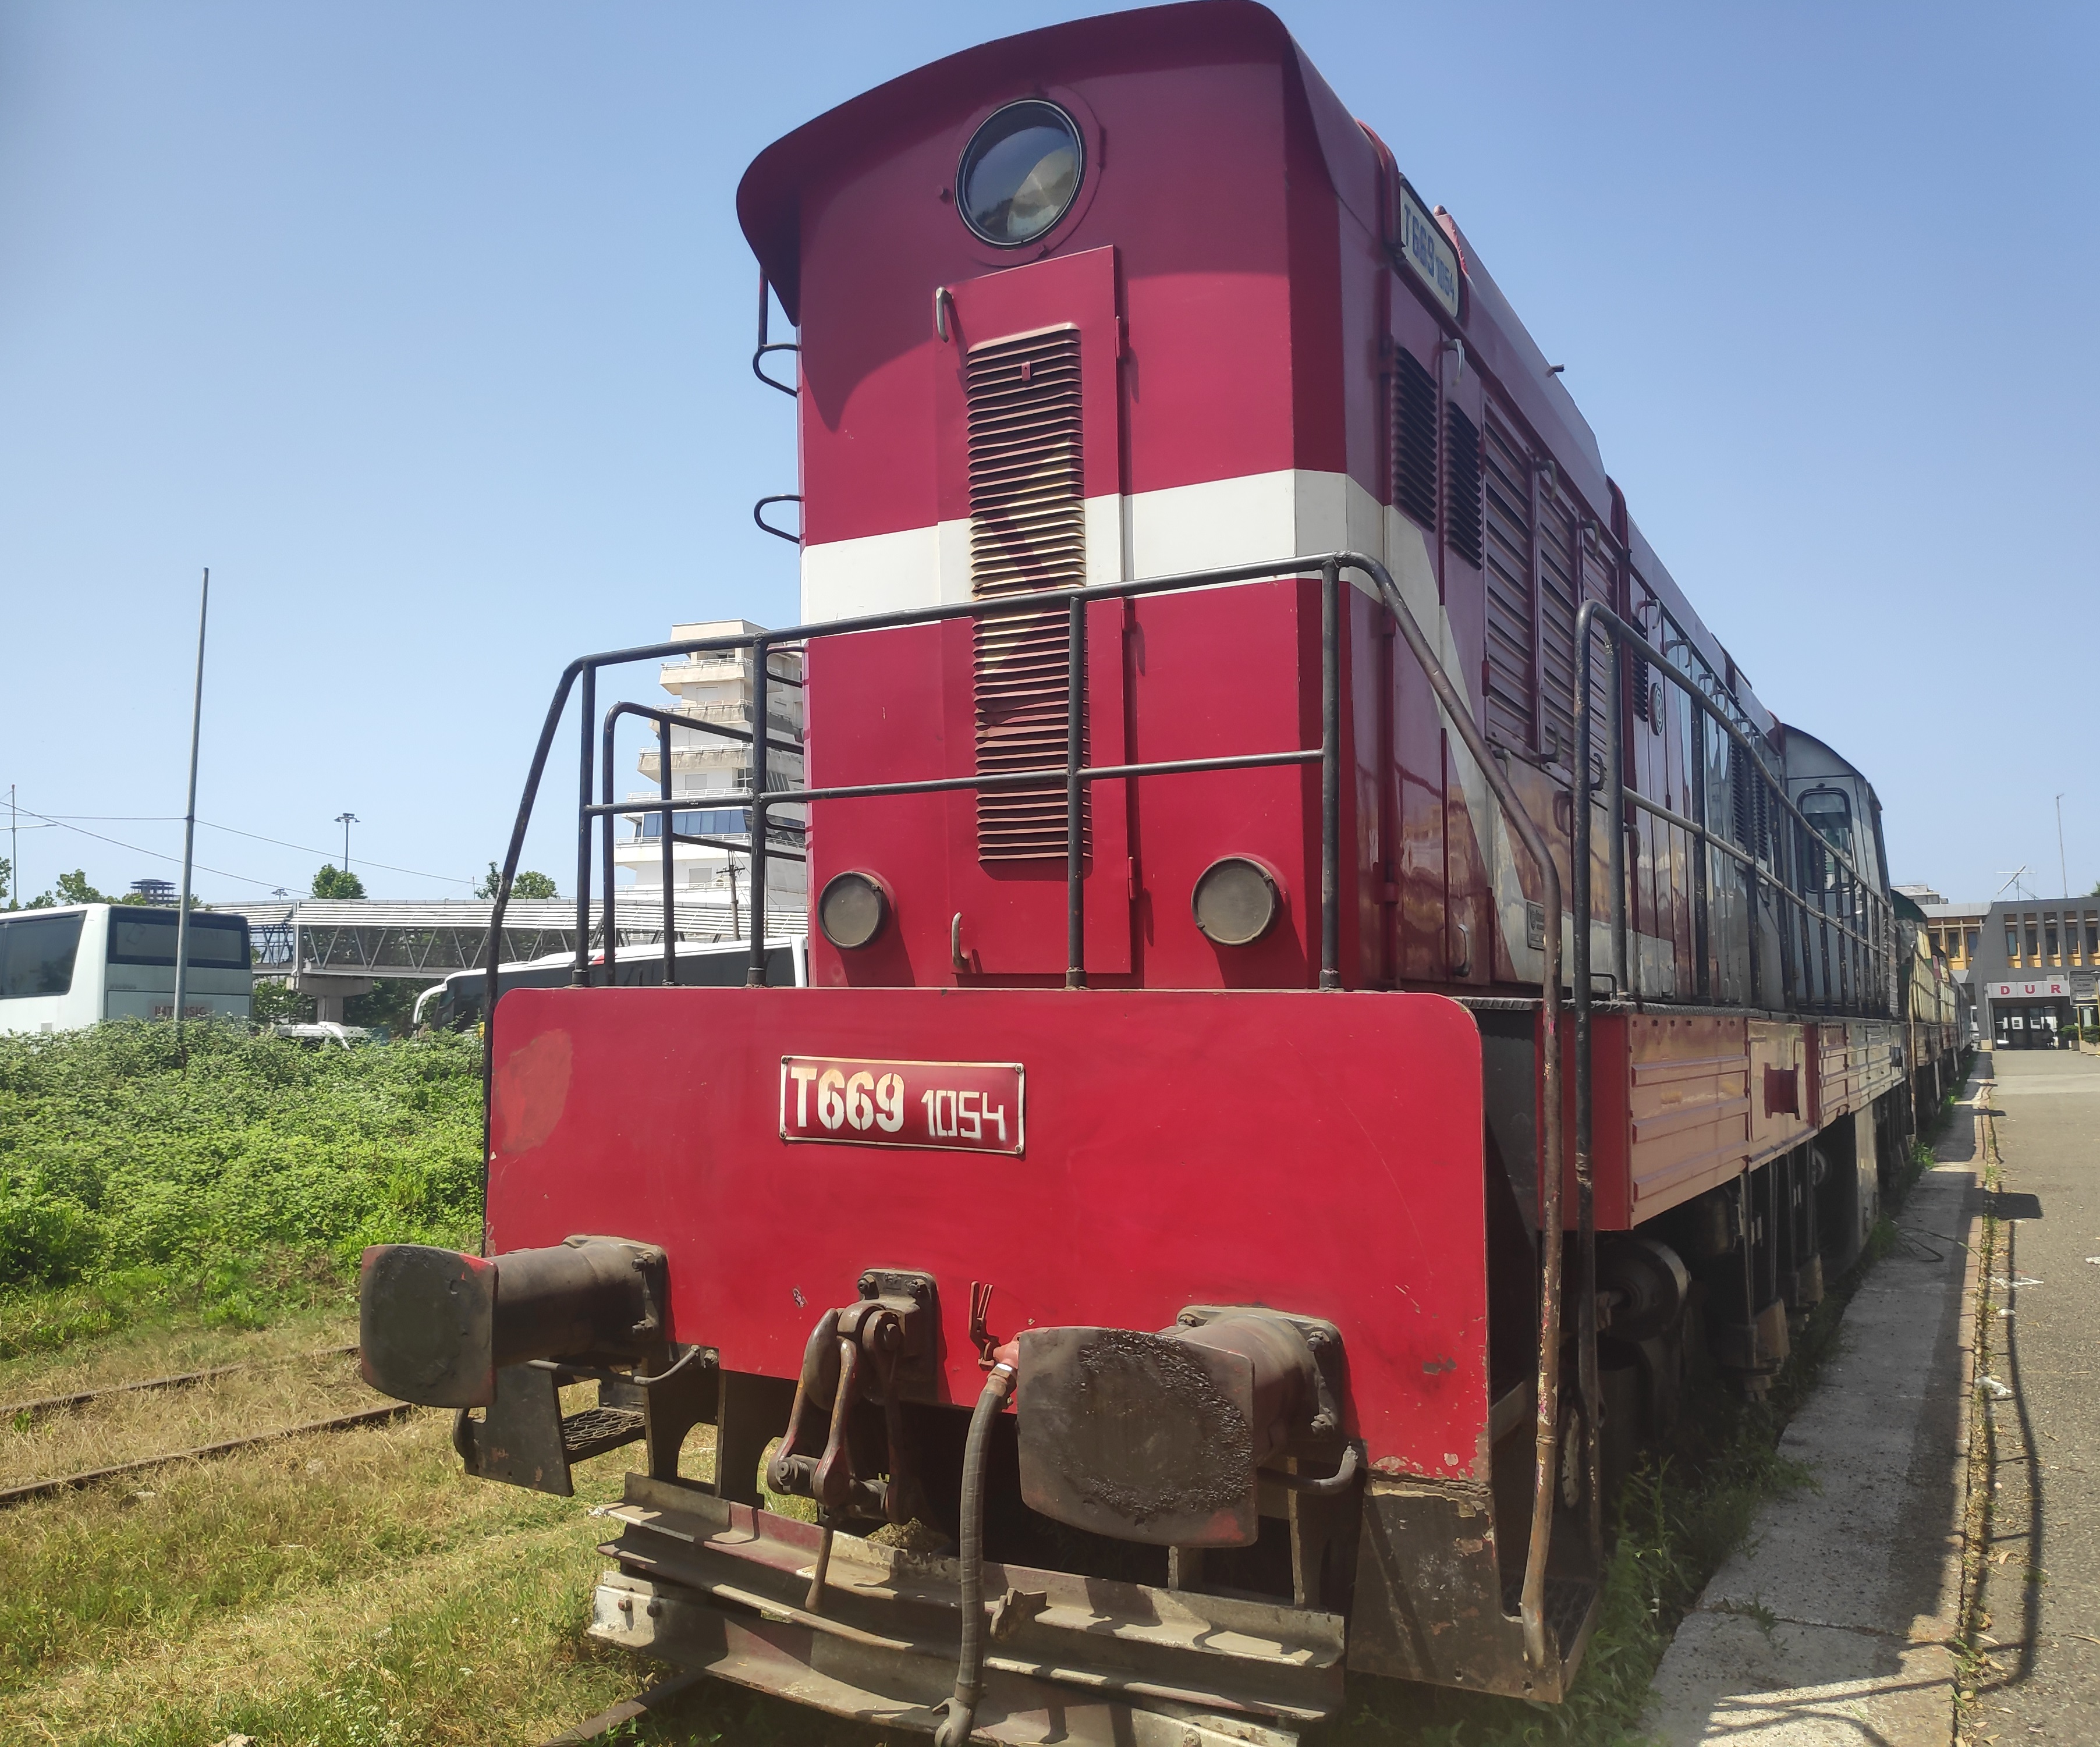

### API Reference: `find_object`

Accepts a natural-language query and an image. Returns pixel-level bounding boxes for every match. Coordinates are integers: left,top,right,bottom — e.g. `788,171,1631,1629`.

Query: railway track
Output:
2,1341,361,1424
536,1671,706,1745
0,1341,413,1510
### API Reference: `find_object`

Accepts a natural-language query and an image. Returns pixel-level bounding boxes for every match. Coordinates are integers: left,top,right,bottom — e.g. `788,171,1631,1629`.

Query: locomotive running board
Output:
590,1472,1343,1745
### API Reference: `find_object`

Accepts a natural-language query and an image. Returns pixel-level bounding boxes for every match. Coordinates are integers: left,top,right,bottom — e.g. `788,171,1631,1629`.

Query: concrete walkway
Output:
1965,1047,2100,1741
1641,1081,1986,1746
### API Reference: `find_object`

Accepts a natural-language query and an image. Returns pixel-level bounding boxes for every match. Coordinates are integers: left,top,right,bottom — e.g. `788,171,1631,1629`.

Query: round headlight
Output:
1191,857,1280,947
818,872,890,951
957,100,1083,247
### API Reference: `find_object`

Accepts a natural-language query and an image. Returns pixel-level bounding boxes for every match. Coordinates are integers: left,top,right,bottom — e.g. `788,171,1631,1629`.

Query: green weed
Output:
0,1020,482,1331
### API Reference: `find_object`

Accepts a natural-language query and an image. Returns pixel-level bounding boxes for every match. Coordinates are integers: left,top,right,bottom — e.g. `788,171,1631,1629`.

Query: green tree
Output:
40,869,111,906
311,864,367,899
249,979,314,1025
474,862,557,900
0,855,12,909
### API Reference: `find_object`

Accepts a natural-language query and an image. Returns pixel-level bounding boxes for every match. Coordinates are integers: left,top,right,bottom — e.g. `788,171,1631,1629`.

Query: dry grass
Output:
0,1299,357,1409
2,1341,378,1490
0,1332,891,1747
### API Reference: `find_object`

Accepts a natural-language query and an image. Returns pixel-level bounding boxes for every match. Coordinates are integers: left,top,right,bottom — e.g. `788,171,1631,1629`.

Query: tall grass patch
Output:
0,1020,482,1345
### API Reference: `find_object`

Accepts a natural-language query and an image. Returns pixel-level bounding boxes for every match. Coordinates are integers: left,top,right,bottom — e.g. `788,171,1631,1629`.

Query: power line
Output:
14,802,481,886
12,806,285,891
8,808,478,888
196,819,473,887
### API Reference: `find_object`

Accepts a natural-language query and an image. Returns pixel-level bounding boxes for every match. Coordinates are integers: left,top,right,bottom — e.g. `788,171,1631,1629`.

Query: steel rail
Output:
535,1671,708,1747
0,1343,360,1424
0,1402,414,1509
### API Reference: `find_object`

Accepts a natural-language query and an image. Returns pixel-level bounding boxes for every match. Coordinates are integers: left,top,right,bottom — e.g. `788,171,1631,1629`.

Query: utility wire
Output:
10,808,477,889
195,819,474,887
10,806,285,891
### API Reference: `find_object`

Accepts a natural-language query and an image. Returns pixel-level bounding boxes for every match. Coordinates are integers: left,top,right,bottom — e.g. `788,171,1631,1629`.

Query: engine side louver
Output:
1392,349,1438,530
966,326,1088,862
1445,403,1483,569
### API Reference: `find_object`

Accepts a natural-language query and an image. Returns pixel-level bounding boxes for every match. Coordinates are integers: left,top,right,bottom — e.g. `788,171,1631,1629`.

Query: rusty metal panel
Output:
590,1573,1307,1745
1346,1475,1596,1701
1817,1020,1906,1121
1623,1014,1751,1217
1746,1020,1813,1157
594,1472,1341,1739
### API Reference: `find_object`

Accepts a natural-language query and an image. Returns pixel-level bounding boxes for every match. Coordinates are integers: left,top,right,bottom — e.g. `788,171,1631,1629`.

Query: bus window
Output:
108,911,250,966
0,914,84,999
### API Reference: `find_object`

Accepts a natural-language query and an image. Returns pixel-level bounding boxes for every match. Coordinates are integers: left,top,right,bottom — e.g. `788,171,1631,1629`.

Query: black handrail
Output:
484,548,1573,1661
1569,596,1897,1579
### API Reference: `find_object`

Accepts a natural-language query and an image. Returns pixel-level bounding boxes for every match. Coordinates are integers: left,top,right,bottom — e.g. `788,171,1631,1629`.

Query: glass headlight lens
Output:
1191,857,1280,947
818,872,889,951
958,101,1083,247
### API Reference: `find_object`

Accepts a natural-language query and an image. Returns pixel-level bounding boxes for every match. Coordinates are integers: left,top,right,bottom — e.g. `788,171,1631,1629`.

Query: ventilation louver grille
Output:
1480,415,1534,751
1392,349,1438,529
1445,403,1483,568
966,326,1088,861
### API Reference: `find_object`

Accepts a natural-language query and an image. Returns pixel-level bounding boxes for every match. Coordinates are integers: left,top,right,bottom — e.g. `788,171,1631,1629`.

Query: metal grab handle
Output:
753,342,799,397
754,495,803,545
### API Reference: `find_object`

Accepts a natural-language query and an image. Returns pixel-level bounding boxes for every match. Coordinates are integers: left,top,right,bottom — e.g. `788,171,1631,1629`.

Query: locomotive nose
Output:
359,1235,668,1408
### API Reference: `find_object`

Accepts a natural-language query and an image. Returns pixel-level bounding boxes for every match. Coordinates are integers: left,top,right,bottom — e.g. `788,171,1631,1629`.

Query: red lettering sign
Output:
779,1056,1025,1156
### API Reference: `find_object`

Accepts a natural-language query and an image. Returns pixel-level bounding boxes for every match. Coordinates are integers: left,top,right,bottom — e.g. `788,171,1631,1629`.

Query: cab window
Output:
1797,787,1853,890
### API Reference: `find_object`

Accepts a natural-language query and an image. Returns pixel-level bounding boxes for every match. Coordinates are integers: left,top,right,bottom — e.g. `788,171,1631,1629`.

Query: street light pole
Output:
336,811,359,876
173,569,210,1043
2057,794,2067,897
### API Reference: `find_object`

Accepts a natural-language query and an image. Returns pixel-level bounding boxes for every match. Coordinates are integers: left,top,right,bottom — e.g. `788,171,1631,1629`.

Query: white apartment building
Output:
611,620,807,927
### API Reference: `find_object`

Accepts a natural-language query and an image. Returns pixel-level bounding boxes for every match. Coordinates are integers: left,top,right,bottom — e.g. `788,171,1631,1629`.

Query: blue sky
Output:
3,1,2095,908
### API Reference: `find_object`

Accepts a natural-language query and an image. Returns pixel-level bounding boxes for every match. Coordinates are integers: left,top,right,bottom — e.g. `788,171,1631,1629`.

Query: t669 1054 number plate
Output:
778,1057,1025,1156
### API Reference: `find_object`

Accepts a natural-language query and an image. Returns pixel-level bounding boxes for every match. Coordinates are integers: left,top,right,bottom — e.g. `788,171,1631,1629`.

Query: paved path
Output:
1967,1046,2100,1741
1642,1078,1985,1746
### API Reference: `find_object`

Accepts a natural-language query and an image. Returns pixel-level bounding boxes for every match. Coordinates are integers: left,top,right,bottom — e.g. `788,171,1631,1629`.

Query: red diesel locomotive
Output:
360,7,1958,1741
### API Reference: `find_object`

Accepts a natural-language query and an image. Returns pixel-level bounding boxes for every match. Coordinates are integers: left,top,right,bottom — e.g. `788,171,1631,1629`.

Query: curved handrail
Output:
483,548,1572,1663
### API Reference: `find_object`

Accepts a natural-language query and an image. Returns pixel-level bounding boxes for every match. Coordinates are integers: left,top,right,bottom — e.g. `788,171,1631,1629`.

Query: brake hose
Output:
934,1360,1015,1747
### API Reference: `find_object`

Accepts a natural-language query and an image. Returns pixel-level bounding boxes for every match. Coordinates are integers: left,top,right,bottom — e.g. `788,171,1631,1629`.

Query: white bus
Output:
0,904,254,1035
